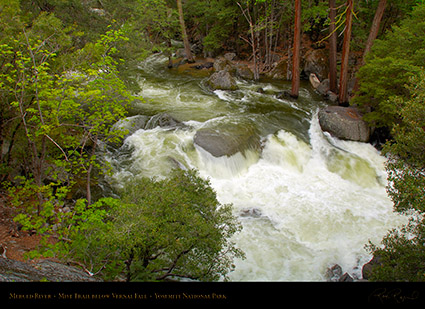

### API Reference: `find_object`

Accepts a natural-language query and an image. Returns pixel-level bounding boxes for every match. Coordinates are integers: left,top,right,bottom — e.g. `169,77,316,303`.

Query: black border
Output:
2,282,425,306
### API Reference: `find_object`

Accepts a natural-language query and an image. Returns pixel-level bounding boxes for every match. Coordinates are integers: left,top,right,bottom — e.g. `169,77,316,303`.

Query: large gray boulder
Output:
207,70,238,91
0,257,101,282
194,123,261,157
318,106,371,142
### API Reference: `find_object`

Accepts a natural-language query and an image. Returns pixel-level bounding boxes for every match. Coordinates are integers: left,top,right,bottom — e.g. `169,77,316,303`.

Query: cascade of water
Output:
199,115,407,281
106,54,410,281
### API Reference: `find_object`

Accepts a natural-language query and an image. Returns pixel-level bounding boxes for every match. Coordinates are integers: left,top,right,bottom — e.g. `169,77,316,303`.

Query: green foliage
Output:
384,71,425,214
7,177,75,259
366,217,425,281
352,3,425,129
366,70,425,282
1,13,133,195
68,169,244,282
301,0,329,33
185,0,238,54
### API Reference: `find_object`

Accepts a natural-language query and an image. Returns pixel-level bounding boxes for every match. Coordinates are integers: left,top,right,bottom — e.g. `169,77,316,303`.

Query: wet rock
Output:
362,255,382,280
108,115,150,148
207,70,238,91
318,106,371,142
326,264,355,282
326,264,343,281
240,208,262,218
326,91,338,104
113,115,149,136
316,78,330,96
194,123,260,157
276,91,296,100
339,272,354,282
144,113,187,130
0,257,101,282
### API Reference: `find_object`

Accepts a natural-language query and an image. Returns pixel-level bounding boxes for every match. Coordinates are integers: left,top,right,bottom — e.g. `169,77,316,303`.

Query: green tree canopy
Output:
68,170,244,282
366,70,425,281
352,2,425,129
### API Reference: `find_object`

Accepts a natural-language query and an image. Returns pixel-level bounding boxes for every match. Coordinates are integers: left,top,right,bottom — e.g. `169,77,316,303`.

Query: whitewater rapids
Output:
106,54,409,281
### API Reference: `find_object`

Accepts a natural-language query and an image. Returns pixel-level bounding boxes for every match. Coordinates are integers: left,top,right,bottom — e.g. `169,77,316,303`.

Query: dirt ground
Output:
0,193,45,262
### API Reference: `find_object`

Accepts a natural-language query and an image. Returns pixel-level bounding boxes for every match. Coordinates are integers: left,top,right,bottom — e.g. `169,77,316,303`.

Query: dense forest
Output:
0,0,424,283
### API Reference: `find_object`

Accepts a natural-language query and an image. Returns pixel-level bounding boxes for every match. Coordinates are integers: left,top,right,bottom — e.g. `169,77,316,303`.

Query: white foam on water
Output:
108,55,411,281
109,113,409,281
197,114,409,281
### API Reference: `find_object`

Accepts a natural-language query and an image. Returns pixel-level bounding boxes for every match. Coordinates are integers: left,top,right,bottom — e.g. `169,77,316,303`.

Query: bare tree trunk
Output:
329,0,338,94
176,0,194,63
291,0,301,98
353,0,387,93
338,0,353,105
362,0,387,66
86,138,98,206
237,1,260,80
251,23,260,80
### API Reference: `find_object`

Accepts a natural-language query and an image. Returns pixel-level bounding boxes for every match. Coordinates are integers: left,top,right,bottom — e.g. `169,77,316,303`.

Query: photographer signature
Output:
369,288,420,304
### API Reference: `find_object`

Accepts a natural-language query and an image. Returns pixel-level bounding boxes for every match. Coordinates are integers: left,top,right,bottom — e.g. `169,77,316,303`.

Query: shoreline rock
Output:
318,106,371,143
0,257,101,282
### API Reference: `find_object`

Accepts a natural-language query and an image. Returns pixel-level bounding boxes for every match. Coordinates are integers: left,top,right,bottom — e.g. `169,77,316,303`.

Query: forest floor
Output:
0,193,46,262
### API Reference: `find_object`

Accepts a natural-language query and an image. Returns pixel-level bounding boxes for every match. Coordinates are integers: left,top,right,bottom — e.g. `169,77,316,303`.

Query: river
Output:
106,54,408,281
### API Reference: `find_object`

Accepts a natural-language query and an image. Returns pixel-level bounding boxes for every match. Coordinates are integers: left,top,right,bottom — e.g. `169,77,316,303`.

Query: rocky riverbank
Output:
170,41,371,144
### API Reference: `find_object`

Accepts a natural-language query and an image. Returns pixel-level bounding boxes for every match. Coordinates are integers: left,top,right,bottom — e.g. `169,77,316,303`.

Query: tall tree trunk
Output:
176,0,194,63
353,0,387,93
361,0,387,66
251,23,260,80
237,1,260,80
338,0,353,105
291,0,301,98
329,0,338,94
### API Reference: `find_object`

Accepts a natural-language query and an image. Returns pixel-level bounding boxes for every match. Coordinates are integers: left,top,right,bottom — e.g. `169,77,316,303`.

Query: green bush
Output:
68,169,244,282
352,3,425,129
366,71,425,282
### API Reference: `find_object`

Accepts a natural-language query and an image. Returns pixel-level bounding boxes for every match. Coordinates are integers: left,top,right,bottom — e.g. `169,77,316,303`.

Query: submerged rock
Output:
144,113,187,130
326,264,343,281
318,106,371,142
194,123,261,157
240,208,262,218
113,115,149,136
325,264,355,282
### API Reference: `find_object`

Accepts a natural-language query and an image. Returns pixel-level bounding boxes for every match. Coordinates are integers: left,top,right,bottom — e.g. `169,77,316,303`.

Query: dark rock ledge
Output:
0,257,101,282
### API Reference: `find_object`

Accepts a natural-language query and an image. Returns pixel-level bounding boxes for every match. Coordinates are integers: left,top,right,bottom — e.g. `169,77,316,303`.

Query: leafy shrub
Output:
68,169,244,281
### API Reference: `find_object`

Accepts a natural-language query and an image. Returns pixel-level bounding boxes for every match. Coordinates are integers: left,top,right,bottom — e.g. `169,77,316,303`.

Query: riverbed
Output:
106,54,408,281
